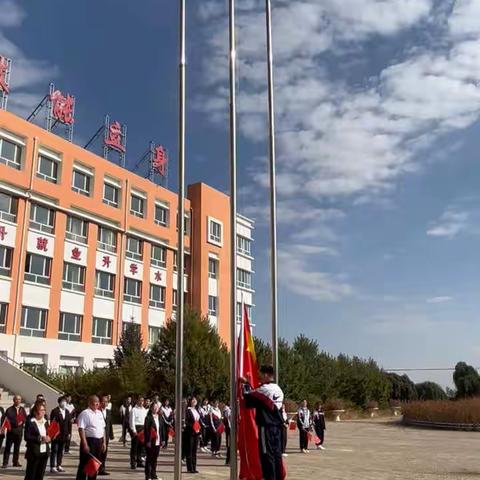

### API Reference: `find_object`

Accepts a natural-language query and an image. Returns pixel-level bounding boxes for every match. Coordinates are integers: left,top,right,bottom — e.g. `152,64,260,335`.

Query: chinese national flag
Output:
238,305,263,480
47,420,60,440
83,455,102,476
1,417,11,432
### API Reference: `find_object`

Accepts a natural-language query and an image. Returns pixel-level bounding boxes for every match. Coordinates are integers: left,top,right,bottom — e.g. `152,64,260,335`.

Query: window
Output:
29,203,55,233
172,289,178,310
148,326,161,346
149,284,165,309
208,218,222,245
0,136,22,170
97,226,117,253
236,302,253,323
25,254,51,285
92,317,113,345
151,245,166,268
0,192,17,223
124,278,142,304
173,252,187,273
62,263,85,292
72,168,91,196
130,193,145,218
237,268,252,289
66,216,88,244
58,312,82,342
237,236,252,256
20,307,47,337
176,212,191,236
0,246,12,277
37,154,59,183
126,236,143,261
154,204,168,226
95,271,115,298
208,258,218,279
208,295,217,317
103,181,119,208
0,302,7,333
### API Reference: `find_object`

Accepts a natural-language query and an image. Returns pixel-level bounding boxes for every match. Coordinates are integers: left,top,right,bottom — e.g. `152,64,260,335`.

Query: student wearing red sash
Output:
184,397,201,474
2,394,27,468
208,399,222,458
144,402,161,480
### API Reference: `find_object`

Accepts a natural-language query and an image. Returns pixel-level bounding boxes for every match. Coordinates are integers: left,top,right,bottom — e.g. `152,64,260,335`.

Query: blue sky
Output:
2,0,480,388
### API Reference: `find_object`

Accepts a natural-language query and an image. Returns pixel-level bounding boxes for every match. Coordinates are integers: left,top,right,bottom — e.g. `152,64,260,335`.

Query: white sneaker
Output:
301,449,307,454
282,453,288,457
50,467,58,473
57,466,65,472
319,445,326,450
305,449,310,454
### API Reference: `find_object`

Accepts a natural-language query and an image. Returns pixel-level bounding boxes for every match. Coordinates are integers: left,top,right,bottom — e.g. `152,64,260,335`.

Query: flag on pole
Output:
238,305,263,480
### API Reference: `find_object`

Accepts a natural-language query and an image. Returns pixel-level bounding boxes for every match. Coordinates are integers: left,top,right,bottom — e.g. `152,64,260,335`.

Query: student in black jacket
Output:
24,400,51,480
2,394,27,468
184,397,201,474
99,395,114,475
49,396,71,473
144,402,161,480
0,406,5,452
312,402,326,450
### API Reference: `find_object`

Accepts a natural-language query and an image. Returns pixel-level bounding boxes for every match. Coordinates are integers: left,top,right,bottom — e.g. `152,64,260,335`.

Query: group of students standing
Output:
295,400,327,454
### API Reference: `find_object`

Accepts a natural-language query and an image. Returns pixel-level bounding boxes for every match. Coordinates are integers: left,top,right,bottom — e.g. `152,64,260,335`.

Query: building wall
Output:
0,109,254,370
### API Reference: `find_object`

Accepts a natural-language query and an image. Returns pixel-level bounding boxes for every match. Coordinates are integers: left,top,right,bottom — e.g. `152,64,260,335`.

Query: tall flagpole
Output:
265,0,279,381
174,0,186,477
229,0,238,476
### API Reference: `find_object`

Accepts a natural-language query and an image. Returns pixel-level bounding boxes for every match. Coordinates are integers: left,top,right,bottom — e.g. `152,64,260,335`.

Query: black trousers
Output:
65,422,72,453
209,428,221,453
121,423,129,445
225,428,231,465
184,430,198,473
76,437,104,480
199,424,208,448
314,426,325,446
99,437,109,473
145,444,160,480
299,429,309,450
160,422,169,448
3,428,22,466
0,433,4,451
282,425,288,453
50,439,65,468
25,453,48,480
258,425,284,480
130,426,144,467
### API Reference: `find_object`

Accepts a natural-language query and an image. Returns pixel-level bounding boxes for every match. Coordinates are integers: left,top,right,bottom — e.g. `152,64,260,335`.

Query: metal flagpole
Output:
174,0,186,477
265,0,279,382
229,0,238,476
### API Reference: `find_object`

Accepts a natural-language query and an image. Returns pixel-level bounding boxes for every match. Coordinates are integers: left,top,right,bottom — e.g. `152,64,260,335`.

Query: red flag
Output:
307,431,313,444
84,455,102,476
238,305,263,480
313,434,321,445
288,421,296,431
193,421,201,434
1,417,11,432
217,422,225,434
47,420,60,440
150,427,158,442
168,426,175,438
137,429,145,444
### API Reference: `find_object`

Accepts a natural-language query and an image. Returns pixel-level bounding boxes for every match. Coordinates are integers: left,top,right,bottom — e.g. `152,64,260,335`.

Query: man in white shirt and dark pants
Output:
76,395,106,480
129,396,147,470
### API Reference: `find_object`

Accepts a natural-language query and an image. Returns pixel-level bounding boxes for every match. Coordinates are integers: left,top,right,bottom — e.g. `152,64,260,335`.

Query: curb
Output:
402,417,480,432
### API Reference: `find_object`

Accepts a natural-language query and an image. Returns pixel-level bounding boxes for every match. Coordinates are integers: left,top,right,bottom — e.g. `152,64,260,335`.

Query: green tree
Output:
453,362,480,398
415,381,447,401
387,373,418,402
112,323,147,368
148,307,229,400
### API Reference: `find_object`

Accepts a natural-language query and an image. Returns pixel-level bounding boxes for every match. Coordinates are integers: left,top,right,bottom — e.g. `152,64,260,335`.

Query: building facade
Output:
0,109,254,372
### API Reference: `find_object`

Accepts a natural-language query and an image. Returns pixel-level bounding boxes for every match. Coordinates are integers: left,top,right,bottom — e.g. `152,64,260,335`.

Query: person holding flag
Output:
129,395,147,469
312,402,326,450
297,400,311,453
143,401,161,480
49,395,71,473
75,395,106,480
24,400,51,480
183,397,201,474
2,394,27,468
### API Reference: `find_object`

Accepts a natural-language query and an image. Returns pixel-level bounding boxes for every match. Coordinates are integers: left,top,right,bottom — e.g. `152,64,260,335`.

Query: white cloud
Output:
426,208,469,238
426,296,454,304
0,4,58,116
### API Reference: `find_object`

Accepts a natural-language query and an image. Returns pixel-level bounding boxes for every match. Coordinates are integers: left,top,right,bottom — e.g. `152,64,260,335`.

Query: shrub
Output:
324,398,344,411
403,398,480,424
366,400,379,409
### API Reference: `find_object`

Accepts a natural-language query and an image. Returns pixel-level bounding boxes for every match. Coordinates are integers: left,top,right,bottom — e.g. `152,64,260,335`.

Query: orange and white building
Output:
0,109,254,373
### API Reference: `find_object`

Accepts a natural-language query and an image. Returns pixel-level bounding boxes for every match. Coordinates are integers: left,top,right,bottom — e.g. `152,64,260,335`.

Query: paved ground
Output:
2,418,480,479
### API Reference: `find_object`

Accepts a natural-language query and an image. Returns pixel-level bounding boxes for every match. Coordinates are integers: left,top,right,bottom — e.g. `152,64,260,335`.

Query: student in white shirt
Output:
159,398,173,450
144,402,161,480
75,396,106,480
64,394,75,454
184,397,201,474
129,396,147,469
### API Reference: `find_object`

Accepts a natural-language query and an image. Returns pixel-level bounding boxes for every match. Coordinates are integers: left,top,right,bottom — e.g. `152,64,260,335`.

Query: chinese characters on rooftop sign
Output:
103,115,127,167
0,55,12,110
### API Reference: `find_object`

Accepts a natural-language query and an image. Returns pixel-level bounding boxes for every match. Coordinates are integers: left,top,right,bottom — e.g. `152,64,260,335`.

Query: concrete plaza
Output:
2,419,479,479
